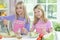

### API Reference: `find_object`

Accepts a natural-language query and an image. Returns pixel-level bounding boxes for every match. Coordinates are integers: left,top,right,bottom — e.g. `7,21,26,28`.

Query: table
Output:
1,31,60,40
0,35,37,40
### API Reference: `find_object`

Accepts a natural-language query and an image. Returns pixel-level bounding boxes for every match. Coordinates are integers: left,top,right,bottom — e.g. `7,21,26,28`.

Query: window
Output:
37,0,57,19
22,0,57,20
37,0,46,3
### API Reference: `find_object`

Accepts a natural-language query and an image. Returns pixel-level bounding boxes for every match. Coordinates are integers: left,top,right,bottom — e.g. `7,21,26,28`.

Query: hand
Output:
3,19,8,26
49,27,53,32
30,28,34,32
22,27,28,35
41,27,47,34
15,32,20,35
42,29,48,35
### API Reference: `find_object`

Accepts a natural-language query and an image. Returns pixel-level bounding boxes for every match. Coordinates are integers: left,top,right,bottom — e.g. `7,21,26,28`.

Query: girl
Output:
31,4,53,35
0,1,30,35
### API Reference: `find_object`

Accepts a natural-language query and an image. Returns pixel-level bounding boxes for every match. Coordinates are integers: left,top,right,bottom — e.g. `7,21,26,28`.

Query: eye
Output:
34,12,36,14
16,7,22,9
38,11,40,12
16,7,18,9
19,7,23,9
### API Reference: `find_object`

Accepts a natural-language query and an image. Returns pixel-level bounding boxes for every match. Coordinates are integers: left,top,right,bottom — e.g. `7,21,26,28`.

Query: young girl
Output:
31,4,53,35
0,1,30,35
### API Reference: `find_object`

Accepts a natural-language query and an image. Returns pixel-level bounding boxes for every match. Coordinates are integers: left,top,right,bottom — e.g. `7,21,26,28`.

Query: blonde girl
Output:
0,1,30,35
31,4,52,34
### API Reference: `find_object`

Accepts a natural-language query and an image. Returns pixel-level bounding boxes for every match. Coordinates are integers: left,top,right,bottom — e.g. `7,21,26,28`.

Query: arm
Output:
30,24,36,32
47,21,53,33
25,19,30,32
0,15,15,21
0,15,15,28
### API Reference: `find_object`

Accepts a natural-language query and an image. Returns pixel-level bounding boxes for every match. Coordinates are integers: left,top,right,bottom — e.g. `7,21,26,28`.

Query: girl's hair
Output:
15,1,29,23
33,4,48,25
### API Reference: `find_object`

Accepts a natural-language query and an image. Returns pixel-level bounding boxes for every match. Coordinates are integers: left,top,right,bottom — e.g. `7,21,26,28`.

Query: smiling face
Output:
33,5,47,25
15,1,28,22
34,8,43,19
16,4,24,15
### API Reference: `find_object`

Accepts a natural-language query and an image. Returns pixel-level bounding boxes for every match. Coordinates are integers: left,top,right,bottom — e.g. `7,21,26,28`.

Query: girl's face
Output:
16,4,24,15
34,8,43,19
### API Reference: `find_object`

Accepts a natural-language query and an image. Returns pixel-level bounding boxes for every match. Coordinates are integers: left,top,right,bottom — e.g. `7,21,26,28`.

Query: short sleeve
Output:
0,15,15,21
46,20,52,28
46,20,52,32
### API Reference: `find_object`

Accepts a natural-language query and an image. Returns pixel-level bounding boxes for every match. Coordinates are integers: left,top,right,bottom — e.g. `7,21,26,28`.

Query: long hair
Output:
15,1,29,22
33,4,48,25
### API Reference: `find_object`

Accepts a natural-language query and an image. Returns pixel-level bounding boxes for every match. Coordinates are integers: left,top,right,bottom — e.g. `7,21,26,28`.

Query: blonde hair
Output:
15,1,28,22
33,4,48,25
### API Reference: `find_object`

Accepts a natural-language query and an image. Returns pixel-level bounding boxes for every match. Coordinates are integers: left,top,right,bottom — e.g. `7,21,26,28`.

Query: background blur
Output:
0,0,58,19
0,0,60,40
0,0,60,31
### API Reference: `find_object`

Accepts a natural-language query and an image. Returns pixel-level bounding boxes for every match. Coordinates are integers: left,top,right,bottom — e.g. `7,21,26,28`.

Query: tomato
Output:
37,37,41,40
0,35,2,39
39,33,44,38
